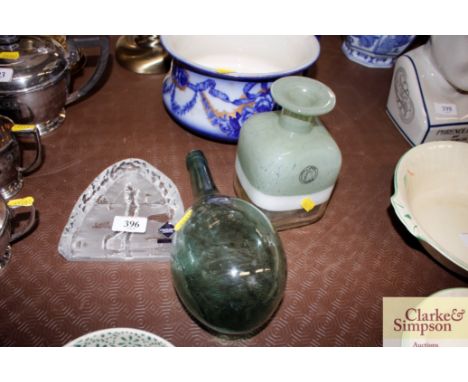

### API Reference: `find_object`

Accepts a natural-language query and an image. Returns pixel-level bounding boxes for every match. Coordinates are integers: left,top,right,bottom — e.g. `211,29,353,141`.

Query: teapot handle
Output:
8,197,36,242
65,36,110,106
12,125,43,175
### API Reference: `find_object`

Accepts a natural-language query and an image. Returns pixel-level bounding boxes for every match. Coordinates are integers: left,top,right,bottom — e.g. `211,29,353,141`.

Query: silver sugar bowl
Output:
0,115,42,199
0,195,36,271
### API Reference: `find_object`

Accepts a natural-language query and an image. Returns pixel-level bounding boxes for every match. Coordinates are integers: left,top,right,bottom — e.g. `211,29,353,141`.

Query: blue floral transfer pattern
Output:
342,35,415,68
163,65,274,138
355,35,380,49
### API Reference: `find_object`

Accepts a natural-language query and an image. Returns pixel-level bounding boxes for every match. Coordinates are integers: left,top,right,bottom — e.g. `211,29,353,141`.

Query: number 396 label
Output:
112,216,147,233
0,68,14,82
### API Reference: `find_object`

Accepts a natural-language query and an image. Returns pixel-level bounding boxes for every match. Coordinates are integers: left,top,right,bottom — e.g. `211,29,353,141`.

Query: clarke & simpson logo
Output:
393,307,465,335
383,297,468,347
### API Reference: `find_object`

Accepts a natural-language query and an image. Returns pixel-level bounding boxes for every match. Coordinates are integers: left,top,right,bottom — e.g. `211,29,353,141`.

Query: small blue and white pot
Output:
342,35,416,68
161,36,320,142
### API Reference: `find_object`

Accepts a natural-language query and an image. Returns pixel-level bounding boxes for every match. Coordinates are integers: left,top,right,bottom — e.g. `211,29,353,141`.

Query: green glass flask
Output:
171,150,287,336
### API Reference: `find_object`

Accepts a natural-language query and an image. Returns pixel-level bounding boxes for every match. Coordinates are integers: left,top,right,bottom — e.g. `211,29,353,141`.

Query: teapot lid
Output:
0,36,68,94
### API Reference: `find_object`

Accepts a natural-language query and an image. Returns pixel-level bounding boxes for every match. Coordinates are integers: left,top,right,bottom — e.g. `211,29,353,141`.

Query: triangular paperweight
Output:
58,158,184,261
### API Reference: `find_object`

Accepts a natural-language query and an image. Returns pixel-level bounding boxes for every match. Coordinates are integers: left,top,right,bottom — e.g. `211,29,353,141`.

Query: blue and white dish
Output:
342,35,415,69
161,36,320,142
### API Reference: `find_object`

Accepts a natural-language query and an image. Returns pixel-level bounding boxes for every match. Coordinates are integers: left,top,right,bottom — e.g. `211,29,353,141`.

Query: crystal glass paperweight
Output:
58,159,184,261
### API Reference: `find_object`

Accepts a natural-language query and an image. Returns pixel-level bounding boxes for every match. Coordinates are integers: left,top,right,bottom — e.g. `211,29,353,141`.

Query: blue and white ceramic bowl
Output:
161,36,320,142
342,35,415,68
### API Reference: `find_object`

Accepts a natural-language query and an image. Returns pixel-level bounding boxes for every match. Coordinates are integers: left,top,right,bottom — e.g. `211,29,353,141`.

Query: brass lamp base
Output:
116,35,169,74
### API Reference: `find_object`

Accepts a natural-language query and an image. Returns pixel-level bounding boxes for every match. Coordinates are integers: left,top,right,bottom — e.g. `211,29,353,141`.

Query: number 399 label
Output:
112,216,148,233
0,68,14,82
434,102,458,117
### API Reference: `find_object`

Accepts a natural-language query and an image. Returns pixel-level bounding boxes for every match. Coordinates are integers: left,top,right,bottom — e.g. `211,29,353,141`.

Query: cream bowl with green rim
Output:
391,141,468,277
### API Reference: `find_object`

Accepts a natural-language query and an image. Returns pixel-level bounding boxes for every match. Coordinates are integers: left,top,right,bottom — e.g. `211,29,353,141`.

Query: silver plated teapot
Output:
0,35,109,136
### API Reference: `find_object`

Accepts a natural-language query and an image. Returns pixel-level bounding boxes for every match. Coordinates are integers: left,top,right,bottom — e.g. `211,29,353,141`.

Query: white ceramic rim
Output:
160,35,320,80
64,327,174,347
391,141,468,273
400,287,468,346
428,287,468,297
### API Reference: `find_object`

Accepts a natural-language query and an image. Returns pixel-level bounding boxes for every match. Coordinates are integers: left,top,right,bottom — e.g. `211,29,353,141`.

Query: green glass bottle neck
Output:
186,150,219,200
279,109,317,134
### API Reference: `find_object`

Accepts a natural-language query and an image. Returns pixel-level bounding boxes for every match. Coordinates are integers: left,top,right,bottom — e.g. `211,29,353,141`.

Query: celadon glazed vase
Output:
235,76,342,230
171,150,287,336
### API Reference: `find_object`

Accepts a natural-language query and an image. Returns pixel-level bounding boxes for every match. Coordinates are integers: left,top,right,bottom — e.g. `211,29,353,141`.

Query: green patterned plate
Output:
65,328,174,347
